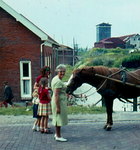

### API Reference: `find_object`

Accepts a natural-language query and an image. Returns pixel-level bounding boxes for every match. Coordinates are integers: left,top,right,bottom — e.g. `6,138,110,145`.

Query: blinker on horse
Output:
66,66,140,131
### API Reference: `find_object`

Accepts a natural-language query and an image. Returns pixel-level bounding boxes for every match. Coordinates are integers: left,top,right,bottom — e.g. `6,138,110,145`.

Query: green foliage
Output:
113,58,124,68
92,58,103,66
122,54,140,63
77,51,89,57
64,48,139,81
63,64,74,82
113,53,140,68
103,59,114,67
74,60,85,69
67,106,106,114
75,47,132,69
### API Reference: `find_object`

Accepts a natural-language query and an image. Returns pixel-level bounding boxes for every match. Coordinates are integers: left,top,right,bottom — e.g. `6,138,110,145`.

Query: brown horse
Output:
66,66,140,130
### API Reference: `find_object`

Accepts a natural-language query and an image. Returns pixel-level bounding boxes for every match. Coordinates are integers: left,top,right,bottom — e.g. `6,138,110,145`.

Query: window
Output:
20,61,32,99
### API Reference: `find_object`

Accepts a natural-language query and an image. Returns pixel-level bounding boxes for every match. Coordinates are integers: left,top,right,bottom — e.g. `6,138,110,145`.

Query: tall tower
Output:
96,22,111,42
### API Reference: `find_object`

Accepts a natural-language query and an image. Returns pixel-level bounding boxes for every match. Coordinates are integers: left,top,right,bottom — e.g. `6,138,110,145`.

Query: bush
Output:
92,58,103,66
74,60,84,69
63,64,73,82
122,54,140,63
113,58,124,68
103,59,114,67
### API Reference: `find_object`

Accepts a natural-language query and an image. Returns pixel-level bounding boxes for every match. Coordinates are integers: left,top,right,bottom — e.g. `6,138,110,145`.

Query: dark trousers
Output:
5,99,13,105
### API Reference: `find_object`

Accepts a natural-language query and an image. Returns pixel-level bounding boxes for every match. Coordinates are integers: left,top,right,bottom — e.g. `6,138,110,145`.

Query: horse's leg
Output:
103,96,113,131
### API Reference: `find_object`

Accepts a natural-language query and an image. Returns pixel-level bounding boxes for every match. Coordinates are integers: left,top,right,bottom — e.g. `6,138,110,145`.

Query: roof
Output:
103,41,113,44
116,34,135,42
96,22,112,27
58,44,73,50
99,34,138,44
95,37,125,46
0,0,59,46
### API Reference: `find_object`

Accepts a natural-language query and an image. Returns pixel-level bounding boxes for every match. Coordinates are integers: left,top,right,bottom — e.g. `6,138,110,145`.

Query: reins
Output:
71,67,127,98
125,69,140,82
71,67,140,99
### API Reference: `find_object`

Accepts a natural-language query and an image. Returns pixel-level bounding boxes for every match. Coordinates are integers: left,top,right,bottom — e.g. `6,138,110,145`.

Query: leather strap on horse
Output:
120,66,127,85
72,67,128,98
95,74,140,89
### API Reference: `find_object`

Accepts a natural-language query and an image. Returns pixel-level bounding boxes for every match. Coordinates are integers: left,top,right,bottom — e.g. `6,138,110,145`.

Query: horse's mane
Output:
72,66,110,75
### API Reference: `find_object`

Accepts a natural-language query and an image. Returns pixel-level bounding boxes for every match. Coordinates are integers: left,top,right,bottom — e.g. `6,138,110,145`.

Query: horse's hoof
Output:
106,125,112,131
103,124,107,129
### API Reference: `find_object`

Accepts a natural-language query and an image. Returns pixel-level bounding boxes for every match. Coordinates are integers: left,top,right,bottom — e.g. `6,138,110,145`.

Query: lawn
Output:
0,105,106,115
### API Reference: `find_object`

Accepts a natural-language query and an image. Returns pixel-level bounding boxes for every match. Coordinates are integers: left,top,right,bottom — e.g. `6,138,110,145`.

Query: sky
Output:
2,0,140,48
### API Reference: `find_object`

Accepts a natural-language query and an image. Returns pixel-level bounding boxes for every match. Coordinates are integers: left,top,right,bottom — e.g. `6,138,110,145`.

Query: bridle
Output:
67,72,83,95
68,67,132,98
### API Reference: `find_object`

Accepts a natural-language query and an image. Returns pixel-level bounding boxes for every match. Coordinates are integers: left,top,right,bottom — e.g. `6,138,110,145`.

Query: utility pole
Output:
73,38,75,66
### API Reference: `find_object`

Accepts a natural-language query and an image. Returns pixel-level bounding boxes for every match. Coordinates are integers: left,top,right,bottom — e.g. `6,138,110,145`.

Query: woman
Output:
34,66,51,90
51,64,68,142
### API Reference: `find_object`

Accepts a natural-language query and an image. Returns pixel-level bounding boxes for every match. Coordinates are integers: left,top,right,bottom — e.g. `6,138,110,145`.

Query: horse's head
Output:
66,69,83,95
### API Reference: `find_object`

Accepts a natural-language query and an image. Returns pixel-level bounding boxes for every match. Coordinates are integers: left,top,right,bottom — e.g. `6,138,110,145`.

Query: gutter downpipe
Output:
40,42,45,68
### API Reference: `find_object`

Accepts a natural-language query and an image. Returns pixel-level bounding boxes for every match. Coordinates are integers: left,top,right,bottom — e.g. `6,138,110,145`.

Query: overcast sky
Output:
2,0,140,48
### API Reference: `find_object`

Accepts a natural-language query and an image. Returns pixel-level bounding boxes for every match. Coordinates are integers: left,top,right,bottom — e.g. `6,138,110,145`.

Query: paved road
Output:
0,112,140,150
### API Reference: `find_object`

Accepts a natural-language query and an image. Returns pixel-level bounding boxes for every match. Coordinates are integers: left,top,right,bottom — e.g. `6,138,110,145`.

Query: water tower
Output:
96,22,111,42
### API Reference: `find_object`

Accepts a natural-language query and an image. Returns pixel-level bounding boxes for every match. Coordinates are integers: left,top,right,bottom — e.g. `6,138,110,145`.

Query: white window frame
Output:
20,61,32,99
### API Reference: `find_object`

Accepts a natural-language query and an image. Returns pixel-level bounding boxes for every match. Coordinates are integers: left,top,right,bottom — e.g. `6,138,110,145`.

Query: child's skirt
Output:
38,103,52,116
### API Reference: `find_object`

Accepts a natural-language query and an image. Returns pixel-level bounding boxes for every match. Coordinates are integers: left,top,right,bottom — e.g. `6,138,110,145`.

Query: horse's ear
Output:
80,68,85,73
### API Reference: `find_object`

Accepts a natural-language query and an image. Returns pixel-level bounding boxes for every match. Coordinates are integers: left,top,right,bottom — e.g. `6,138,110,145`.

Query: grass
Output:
0,105,106,115
0,106,33,115
67,105,106,114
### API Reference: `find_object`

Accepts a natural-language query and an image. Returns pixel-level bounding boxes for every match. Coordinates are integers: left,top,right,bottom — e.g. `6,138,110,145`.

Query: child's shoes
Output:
32,124,37,131
36,126,40,131
44,128,53,134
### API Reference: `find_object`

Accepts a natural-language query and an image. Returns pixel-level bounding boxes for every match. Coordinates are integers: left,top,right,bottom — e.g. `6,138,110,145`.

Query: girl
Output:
37,77,53,134
32,89,41,131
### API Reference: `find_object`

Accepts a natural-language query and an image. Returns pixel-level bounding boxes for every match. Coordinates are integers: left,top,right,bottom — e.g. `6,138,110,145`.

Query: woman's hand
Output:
33,82,39,90
56,107,60,114
55,88,61,114
45,87,52,90
66,94,69,98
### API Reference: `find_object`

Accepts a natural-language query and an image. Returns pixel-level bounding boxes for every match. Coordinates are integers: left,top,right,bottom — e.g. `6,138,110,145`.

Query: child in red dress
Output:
37,77,53,134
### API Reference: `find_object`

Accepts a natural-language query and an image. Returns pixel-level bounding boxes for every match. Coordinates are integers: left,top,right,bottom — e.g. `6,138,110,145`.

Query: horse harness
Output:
71,67,140,98
107,67,127,87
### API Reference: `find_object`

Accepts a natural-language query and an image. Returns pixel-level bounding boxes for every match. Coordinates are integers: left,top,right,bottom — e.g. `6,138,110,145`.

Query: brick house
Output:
0,0,59,102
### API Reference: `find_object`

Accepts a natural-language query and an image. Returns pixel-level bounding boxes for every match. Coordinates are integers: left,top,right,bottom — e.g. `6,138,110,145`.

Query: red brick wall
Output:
0,8,43,102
